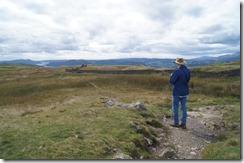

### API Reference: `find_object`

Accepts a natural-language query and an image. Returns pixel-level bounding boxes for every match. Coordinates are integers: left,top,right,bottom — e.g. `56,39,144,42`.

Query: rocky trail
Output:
102,99,228,160
159,105,226,159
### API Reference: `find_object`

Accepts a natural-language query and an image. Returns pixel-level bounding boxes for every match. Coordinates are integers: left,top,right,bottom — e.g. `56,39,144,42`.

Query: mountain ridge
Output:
0,52,240,68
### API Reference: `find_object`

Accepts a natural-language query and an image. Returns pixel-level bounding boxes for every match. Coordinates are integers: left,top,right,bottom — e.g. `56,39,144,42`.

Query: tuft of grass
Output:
146,119,163,128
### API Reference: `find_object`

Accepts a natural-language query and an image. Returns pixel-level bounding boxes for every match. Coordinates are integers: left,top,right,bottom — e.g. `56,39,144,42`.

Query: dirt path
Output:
102,99,226,159
161,105,225,159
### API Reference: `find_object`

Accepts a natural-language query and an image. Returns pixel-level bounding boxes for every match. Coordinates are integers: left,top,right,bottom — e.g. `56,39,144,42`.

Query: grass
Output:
191,59,240,72
189,77,240,99
0,62,240,159
0,66,167,159
0,91,160,159
200,105,240,160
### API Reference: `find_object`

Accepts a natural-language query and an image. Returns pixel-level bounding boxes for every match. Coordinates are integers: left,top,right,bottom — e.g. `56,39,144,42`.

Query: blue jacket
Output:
169,65,190,96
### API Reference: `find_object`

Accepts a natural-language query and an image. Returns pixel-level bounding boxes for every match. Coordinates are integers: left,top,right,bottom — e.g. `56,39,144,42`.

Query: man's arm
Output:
169,70,179,84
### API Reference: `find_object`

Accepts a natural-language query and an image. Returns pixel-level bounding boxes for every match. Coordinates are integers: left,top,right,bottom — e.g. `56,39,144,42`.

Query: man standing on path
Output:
169,58,190,129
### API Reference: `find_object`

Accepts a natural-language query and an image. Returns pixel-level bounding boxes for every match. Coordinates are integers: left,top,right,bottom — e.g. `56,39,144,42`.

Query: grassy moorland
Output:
0,61,240,159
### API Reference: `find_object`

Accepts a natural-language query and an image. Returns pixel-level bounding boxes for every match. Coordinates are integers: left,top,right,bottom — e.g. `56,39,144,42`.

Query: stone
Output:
152,148,157,151
177,145,182,149
156,137,164,142
230,122,239,129
112,149,133,159
159,147,175,159
204,140,211,144
191,147,199,151
103,99,116,106
120,104,133,108
144,137,153,146
134,101,147,111
103,99,147,111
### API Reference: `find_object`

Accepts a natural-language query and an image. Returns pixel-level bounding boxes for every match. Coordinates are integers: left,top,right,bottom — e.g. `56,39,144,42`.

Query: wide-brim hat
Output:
173,58,186,65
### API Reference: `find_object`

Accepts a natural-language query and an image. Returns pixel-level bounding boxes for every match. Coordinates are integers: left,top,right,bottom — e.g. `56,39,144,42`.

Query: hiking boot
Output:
170,123,179,128
179,123,186,129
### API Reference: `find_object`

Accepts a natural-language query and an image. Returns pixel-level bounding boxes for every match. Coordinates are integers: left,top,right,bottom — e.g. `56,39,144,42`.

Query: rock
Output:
103,99,117,106
152,148,157,151
190,152,197,155
204,140,211,144
159,133,166,137
156,137,164,142
120,104,134,108
112,149,133,159
177,145,182,149
103,99,147,111
144,137,153,146
230,122,239,129
213,123,222,130
159,147,175,159
187,111,202,118
75,135,84,139
207,134,216,139
204,121,215,130
134,102,147,111
191,147,200,151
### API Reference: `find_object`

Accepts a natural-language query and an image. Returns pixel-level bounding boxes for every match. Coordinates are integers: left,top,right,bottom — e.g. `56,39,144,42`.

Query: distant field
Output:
0,61,240,159
190,59,240,72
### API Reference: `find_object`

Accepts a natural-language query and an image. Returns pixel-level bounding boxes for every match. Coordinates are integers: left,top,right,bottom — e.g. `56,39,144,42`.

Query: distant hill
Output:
0,59,40,65
0,52,240,68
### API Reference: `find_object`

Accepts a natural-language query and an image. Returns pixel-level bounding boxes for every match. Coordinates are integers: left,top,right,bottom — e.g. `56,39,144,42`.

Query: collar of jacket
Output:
179,65,187,69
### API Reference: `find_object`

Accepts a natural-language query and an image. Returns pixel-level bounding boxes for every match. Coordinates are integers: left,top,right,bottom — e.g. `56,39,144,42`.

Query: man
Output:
169,58,190,129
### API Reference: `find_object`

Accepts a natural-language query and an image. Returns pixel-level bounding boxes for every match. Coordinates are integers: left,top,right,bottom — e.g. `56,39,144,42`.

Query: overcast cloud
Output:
0,0,240,60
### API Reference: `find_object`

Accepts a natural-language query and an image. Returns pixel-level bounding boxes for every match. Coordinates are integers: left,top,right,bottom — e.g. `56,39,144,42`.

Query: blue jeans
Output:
172,96,187,124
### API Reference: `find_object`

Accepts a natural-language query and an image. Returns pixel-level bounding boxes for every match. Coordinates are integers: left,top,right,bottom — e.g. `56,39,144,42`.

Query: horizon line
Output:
0,52,240,62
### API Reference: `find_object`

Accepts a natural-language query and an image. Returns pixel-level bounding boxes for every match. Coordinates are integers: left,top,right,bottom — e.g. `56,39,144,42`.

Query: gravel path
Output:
162,106,225,159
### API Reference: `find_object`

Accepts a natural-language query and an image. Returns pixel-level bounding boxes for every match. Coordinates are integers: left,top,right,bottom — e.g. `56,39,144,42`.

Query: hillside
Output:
0,60,240,160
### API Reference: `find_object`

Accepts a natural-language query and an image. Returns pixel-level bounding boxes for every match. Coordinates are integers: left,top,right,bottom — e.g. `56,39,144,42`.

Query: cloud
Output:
0,0,240,60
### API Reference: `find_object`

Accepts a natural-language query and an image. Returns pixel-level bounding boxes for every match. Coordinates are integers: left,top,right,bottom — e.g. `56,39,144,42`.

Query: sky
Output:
0,0,240,61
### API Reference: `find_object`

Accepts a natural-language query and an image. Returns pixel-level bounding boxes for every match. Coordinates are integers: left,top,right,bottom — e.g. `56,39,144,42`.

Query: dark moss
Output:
146,119,163,128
